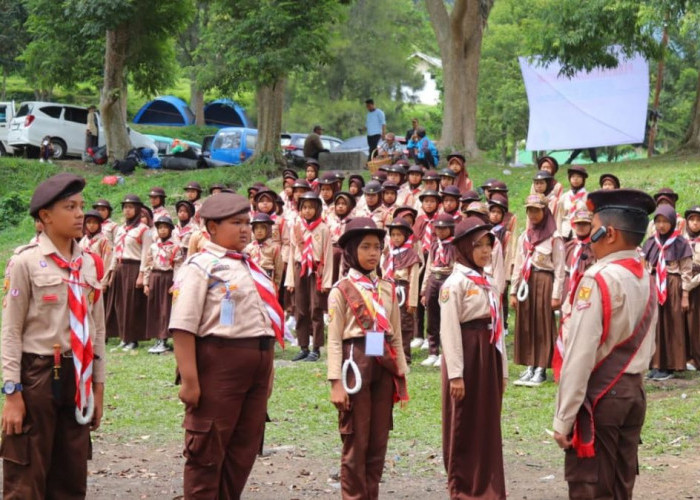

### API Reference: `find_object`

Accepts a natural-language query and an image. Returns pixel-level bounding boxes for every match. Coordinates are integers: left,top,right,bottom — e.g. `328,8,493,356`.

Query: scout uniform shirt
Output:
687,231,700,291
284,217,334,289
396,184,417,209
554,250,657,436
2,237,107,384
143,236,183,287
556,189,588,238
101,218,119,247
244,238,283,290
175,220,196,257
326,268,408,380
326,212,349,246
510,231,566,301
169,241,276,339
109,221,152,273
187,228,211,257
79,231,113,284
484,238,506,296
367,204,390,230
439,263,508,380
420,239,455,296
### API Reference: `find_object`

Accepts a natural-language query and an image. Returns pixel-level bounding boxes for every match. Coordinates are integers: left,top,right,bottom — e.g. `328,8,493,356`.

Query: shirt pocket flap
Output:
32,274,63,288
183,414,213,433
84,275,103,291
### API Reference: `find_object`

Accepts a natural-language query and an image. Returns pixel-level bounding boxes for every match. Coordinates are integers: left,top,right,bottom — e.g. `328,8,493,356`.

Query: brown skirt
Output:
104,273,119,339
688,286,700,367
146,269,174,340
652,274,687,371
514,270,556,368
442,321,505,499
112,260,148,343
332,245,343,284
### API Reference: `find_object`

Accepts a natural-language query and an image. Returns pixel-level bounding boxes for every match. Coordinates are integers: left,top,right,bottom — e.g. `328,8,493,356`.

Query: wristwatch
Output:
2,381,23,395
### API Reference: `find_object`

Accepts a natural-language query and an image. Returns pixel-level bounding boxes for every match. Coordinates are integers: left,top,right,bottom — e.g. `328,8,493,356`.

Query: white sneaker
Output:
686,362,697,371
148,340,167,354
433,354,442,367
513,366,534,386
323,313,330,325
40,158,45,163
410,338,423,349
421,354,439,366
421,338,430,350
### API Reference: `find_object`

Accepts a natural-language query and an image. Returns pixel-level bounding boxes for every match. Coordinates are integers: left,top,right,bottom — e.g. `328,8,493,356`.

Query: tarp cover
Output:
519,52,649,151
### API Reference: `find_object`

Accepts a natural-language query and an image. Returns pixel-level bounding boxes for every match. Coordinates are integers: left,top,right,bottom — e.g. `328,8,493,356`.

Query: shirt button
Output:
611,390,617,396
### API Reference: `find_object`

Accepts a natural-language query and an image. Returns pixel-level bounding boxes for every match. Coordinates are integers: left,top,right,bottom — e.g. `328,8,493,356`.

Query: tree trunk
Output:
254,79,286,166
425,0,492,159
191,81,205,126
101,25,132,162
680,73,700,153
1,67,6,101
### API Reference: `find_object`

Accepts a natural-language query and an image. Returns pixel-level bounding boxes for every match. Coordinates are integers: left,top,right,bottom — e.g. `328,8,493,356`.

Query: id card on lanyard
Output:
220,289,236,326
365,331,384,356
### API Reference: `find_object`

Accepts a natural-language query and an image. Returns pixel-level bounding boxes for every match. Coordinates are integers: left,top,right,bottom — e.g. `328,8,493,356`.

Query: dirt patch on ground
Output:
85,437,700,499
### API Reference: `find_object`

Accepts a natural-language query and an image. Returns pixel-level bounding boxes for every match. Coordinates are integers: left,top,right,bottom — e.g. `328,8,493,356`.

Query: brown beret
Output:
149,187,166,197
199,192,250,220
30,173,86,217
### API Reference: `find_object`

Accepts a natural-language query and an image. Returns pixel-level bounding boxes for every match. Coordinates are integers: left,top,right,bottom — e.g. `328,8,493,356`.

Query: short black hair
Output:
598,208,647,247
365,98,374,105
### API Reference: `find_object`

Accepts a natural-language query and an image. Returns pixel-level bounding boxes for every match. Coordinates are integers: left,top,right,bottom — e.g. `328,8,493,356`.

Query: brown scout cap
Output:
30,173,86,217
149,187,167,198
454,216,493,243
199,193,250,221
337,217,386,248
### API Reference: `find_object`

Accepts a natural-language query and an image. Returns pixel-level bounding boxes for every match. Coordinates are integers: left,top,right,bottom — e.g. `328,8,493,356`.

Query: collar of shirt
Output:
202,240,234,258
597,248,639,264
347,267,379,283
38,233,81,261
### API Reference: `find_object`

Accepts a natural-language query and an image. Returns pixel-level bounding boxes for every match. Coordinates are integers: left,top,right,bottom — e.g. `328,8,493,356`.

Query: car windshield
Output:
280,135,292,147
15,104,31,118
213,131,241,150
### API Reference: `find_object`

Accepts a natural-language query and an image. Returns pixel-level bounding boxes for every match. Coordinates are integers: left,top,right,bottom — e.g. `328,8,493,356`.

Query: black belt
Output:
197,336,275,350
460,318,491,330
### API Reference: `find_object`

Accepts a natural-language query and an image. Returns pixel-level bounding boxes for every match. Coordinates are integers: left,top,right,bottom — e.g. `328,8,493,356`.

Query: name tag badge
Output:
365,331,384,357
220,299,235,326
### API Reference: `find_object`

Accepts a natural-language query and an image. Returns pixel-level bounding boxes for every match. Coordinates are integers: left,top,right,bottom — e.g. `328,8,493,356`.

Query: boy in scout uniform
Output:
553,189,658,499
170,192,284,500
2,173,106,499
556,166,588,240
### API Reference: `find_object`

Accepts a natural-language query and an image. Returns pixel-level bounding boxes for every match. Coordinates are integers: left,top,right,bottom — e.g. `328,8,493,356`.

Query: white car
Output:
8,101,156,159
0,101,17,156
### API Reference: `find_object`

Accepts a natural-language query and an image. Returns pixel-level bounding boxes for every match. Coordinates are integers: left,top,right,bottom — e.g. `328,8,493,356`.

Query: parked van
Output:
209,127,257,164
8,101,156,159
0,101,17,156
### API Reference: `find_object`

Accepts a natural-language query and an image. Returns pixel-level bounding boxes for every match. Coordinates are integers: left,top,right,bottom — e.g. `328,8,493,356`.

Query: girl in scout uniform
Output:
92,199,118,247
531,170,560,221
510,194,565,387
106,194,152,350
439,186,463,222
327,217,409,500
148,187,171,221
285,192,334,362
556,166,588,241
305,158,321,193
420,213,457,367
382,217,422,364
328,192,357,283
348,174,366,213
440,216,507,500
685,205,700,370
599,173,620,190
2,173,106,498
361,181,389,229
641,205,693,381
445,152,473,193
79,209,113,276
532,156,564,201
489,194,516,332
318,173,339,220
244,213,283,290
144,216,183,354
174,200,196,259
169,192,284,500
646,188,687,238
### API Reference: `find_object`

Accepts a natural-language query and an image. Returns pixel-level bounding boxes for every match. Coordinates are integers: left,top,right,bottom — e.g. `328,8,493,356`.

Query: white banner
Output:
519,53,649,151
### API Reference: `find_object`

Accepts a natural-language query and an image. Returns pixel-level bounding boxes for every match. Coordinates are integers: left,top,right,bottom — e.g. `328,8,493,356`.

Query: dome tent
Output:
133,96,195,126
204,99,250,128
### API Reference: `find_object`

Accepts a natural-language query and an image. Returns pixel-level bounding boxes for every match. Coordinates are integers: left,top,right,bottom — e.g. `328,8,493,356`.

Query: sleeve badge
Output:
440,287,450,303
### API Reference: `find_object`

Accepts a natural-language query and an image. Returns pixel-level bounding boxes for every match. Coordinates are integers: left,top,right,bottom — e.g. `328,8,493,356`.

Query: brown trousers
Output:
396,280,415,364
688,286,700,367
1,355,91,500
565,374,646,500
338,338,394,500
112,259,148,343
183,336,273,500
425,274,448,355
294,264,326,351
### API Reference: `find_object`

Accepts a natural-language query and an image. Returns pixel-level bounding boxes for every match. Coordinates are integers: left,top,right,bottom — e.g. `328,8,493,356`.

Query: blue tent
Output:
133,96,195,126
204,99,250,128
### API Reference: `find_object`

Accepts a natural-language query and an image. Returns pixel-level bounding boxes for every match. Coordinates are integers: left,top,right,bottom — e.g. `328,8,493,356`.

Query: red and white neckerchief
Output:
434,237,454,267
225,251,285,347
421,214,436,254
567,189,587,218
114,223,144,260
300,218,323,276
461,267,503,349
383,241,413,280
48,253,94,424
350,272,391,332
153,206,169,219
177,222,193,238
310,179,319,191
568,237,591,296
521,235,536,283
653,230,680,305
156,240,177,268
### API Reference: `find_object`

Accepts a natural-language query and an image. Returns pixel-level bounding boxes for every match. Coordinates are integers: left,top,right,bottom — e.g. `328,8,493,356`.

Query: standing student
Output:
641,205,693,381
552,189,658,500
445,152,472,193
685,205,700,370
169,192,284,500
599,173,620,190
93,199,118,247
383,218,421,364
2,173,106,499
420,213,456,367
646,187,687,237
184,182,204,226
438,168,457,192
144,216,182,354
510,194,565,387
460,190,481,216
534,155,564,202
532,170,560,221
245,213,284,290
439,186,463,222
318,172,339,220
286,192,334,361
174,200,196,259
305,158,321,193
327,217,408,500
405,165,424,209
79,209,113,275
556,166,588,240
440,216,507,500
328,192,357,283
148,187,171,221
106,194,152,350
362,181,389,229
489,194,516,332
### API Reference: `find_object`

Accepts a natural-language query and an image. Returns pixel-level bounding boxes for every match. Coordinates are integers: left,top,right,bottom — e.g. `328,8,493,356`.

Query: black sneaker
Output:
646,368,659,380
292,349,310,362
304,351,320,362
654,370,674,381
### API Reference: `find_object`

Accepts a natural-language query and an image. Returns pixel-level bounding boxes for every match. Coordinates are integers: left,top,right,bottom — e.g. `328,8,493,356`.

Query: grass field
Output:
0,152,699,479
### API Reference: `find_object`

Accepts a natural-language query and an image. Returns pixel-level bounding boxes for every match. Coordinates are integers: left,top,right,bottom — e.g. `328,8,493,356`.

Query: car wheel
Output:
50,138,67,159
0,143,6,157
